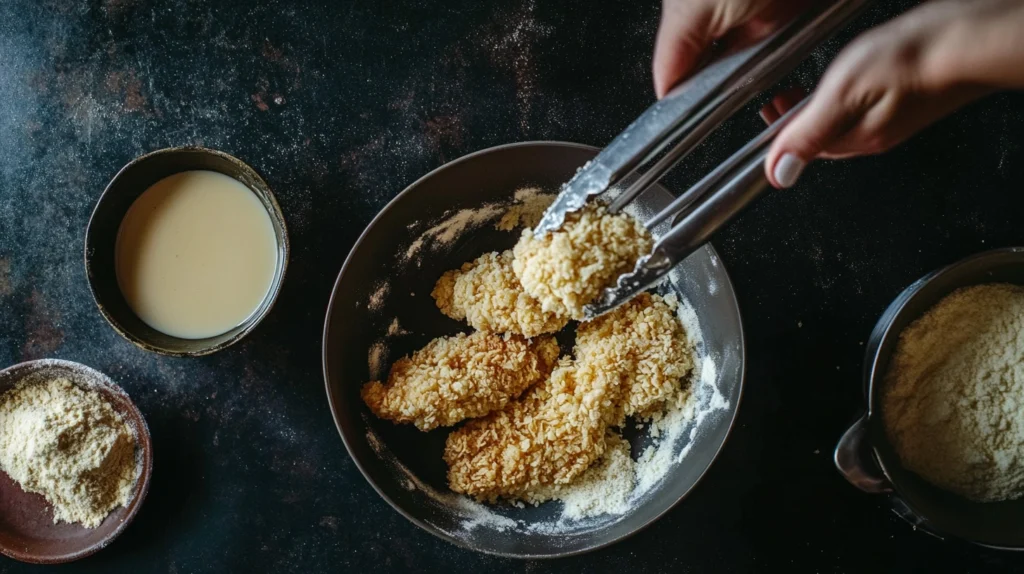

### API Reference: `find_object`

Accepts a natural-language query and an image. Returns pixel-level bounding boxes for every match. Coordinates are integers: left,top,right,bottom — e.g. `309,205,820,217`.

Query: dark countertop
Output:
1,0,1023,571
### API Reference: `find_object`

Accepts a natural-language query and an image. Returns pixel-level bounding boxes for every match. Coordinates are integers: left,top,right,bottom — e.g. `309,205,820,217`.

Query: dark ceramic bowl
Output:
0,359,153,564
85,147,289,356
835,247,1024,549
323,142,746,557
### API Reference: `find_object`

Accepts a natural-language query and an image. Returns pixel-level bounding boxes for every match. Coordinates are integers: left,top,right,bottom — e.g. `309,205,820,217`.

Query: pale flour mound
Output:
884,283,1024,502
521,432,635,517
0,377,138,528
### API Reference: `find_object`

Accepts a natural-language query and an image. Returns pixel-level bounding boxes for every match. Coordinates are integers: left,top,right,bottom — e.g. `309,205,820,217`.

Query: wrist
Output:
924,0,1024,91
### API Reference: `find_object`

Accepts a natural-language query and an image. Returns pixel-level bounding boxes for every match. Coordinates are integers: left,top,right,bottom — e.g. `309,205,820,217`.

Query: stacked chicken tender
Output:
362,203,693,504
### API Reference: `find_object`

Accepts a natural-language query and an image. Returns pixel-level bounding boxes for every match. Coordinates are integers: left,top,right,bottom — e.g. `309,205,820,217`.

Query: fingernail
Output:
774,153,806,188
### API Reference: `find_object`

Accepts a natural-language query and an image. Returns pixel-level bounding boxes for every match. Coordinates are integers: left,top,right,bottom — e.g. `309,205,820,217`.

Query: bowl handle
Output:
834,414,892,494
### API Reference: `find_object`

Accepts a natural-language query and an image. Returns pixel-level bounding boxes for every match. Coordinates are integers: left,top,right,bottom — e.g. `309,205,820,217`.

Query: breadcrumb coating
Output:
575,293,693,424
432,250,569,338
361,332,559,431
443,358,620,501
512,204,653,320
442,292,693,501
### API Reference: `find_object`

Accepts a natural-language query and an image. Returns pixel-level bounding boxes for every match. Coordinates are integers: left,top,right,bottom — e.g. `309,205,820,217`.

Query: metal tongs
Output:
535,0,876,319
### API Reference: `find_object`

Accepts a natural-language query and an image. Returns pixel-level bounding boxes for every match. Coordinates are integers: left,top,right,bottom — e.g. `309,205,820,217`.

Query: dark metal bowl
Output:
835,247,1024,549
84,147,289,357
0,359,153,564
322,141,745,557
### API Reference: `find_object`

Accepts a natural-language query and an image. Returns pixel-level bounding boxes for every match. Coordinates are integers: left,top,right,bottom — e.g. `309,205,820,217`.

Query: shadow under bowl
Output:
85,147,289,357
0,359,153,564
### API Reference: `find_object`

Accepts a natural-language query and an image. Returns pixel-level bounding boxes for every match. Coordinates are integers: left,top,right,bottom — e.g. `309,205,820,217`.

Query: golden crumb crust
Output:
443,358,619,501
512,204,653,320
443,293,693,501
431,250,569,338
576,293,693,424
361,332,559,431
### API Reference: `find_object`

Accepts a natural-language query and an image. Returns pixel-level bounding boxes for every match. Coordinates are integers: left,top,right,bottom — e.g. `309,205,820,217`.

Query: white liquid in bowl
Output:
115,170,279,339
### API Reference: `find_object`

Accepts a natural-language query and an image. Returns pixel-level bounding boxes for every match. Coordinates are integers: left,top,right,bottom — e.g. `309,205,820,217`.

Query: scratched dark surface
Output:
1,0,1024,572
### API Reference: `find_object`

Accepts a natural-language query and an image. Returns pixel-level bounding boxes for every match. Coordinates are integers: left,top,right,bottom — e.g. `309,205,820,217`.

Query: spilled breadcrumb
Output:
512,204,653,319
432,250,569,338
362,332,559,431
576,293,693,424
444,358,620,501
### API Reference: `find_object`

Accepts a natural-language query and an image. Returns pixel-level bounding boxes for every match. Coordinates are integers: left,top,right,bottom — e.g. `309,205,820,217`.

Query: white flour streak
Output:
368,282,389,312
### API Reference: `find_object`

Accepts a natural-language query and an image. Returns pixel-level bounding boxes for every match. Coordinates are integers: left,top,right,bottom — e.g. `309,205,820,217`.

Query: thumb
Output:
764,88,862,188
653,1,715,99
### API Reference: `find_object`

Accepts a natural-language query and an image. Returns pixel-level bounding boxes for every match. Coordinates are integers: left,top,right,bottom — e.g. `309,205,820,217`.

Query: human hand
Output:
653,0,811,98
655,0,1024,188
764,0,1024,187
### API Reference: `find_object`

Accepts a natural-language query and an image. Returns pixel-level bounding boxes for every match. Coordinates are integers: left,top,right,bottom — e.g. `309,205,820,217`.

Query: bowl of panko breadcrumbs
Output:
323,141,745,557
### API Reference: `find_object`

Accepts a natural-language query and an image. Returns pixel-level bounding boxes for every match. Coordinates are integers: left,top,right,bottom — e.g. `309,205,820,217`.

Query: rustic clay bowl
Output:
0,359,153,564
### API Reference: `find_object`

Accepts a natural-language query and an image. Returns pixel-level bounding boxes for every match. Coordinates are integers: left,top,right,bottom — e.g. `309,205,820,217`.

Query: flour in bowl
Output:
884,283,1024,502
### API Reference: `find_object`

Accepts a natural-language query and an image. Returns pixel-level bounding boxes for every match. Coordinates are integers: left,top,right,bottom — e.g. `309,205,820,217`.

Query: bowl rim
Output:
84,145,290,357
321,140,747,558
0,358,154,564
862,246,1024,549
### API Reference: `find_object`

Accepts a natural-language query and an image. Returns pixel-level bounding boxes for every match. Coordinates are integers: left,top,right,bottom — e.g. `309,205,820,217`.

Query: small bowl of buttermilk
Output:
85,147,289,356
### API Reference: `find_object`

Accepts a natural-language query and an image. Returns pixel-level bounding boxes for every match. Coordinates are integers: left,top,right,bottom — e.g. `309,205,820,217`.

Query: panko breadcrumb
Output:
362,332,559,431
444,358,621,501
432,250,569,338
512,204,653,319
442,291,694,502
576,293,693,424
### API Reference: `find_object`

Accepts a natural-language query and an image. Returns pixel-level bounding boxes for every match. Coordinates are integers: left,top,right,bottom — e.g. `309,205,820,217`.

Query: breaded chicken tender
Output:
575,293,693,424
442,292,694,501
512,204,653,320
361,332,559,431
443,358,621,501
432,250,569,338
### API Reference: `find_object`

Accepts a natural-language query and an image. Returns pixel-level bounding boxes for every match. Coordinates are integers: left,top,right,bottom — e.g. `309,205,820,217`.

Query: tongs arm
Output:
536,0,876,235
583,99,807,319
